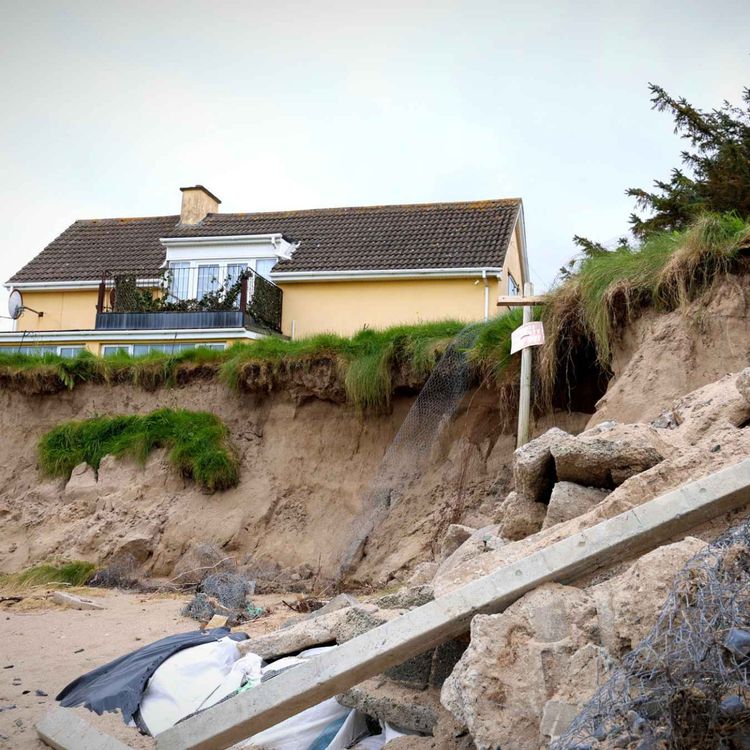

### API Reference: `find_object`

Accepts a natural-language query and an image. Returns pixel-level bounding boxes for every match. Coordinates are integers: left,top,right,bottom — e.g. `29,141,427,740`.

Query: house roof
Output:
7,199,521,284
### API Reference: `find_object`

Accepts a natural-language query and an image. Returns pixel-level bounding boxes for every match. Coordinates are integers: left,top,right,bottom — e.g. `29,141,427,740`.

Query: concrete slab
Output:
156,459,750,750
37,708,133,750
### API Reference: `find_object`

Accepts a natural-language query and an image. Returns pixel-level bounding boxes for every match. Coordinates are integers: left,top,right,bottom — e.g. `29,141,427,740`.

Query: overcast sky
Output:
0,0,748,325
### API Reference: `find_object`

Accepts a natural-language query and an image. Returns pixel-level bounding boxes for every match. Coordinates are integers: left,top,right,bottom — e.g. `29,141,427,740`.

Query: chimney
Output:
179,185,221,225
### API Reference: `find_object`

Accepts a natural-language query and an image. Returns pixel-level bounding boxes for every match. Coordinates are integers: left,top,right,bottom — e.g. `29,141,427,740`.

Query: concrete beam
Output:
153,459,748,749
37,708,134,750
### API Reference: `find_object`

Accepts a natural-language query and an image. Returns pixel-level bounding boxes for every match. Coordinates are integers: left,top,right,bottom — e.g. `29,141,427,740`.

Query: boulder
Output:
498,491,546,541
513,427,571,504
542,482,610,529
439,525,475,562
338,677,442,734
590,536,705,657
441,583,604,750
237,604,396,659
172,543,233,586
551,423,665,488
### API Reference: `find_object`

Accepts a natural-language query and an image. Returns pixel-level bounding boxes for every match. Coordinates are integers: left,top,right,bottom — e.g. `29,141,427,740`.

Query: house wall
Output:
277,275,502,339
502,224,526,295
17,290,99,332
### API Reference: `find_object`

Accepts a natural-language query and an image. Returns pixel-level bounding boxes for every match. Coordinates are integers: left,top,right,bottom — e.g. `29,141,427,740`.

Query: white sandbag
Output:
235,696,365,750
139,637,262,736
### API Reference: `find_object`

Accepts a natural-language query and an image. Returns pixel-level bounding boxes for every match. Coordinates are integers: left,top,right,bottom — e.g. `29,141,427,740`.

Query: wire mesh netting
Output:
337,325,482,580
554,519,750,750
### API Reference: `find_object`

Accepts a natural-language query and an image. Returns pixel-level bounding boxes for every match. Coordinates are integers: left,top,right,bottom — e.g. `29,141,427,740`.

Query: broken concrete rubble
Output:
338,677,442,734
542,482,610,529
376,585,434,610
513,426,569,504
551,422,666,488
498,490,546,540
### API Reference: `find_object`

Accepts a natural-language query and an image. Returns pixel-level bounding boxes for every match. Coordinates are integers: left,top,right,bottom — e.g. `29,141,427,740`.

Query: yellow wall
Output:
278,275,502,339
17,290,99,332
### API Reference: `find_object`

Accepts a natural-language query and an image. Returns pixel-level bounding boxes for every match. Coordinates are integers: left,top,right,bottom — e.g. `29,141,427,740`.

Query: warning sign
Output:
511,321,545,355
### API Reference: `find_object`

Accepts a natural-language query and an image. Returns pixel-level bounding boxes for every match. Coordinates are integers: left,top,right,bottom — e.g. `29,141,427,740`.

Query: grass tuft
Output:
38,408,240,491
12,561,97,588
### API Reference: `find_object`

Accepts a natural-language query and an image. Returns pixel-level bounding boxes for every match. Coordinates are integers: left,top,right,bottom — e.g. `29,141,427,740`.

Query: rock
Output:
109,533,154,566
63,463,97,497
542,482,610,529
551,423,665,488
384,649,434,689
433,526,503,590
429,639,468,688
408,562,438,586
338,677,442,734
199,572,255,610
51,591,104,611
376,585,434,610
439,525,475,562
513,427,571,504
498,491,547,541
441,583,604,750
172,543,233,586
591,536,705,657
237,604,395,659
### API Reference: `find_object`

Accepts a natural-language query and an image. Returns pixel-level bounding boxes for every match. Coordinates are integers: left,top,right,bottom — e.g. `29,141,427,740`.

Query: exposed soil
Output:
591,274,750,426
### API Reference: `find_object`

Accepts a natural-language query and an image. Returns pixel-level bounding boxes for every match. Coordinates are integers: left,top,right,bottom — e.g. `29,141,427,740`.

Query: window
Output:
168,262,190,301
226,263,247,287
197,264,220,300
102,345,130,357
58,347,85,358
508,273,520,296
255,258,276,280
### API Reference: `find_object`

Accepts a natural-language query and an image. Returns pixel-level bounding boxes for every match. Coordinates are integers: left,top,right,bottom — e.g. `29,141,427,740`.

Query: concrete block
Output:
37,708,132,749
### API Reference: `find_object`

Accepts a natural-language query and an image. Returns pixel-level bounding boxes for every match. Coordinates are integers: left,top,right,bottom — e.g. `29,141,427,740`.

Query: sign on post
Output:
511,320,545,355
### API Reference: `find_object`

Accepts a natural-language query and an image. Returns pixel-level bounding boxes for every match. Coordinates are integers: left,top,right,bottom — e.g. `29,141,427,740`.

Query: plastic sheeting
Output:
56,628,247,725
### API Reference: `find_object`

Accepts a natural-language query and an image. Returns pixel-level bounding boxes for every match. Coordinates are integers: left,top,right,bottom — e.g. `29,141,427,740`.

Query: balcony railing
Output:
95,267,283,333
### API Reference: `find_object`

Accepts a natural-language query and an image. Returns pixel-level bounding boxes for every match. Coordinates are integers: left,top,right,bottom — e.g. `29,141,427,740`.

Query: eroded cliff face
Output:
0,377,587,584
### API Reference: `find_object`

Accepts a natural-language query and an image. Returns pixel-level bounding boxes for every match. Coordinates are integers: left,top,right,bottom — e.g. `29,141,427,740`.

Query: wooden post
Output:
516,281,534,448
239,274,248,314
96,279,106,314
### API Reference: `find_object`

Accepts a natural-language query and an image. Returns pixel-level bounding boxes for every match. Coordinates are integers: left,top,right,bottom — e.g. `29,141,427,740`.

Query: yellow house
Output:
3,186,529,356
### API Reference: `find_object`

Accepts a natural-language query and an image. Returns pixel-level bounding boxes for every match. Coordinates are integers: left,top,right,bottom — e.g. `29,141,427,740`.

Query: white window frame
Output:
166,258,276,300
508,273,520,296
13,345,85,358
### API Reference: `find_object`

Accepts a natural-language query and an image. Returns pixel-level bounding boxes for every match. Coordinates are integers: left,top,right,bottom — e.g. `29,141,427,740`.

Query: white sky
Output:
0,0,748,326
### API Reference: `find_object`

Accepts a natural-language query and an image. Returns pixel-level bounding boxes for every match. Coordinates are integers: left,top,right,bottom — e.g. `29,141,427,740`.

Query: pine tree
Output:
627,84,750,238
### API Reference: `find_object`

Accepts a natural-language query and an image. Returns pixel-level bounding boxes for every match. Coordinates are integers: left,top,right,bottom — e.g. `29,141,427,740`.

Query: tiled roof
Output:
8,199,521,283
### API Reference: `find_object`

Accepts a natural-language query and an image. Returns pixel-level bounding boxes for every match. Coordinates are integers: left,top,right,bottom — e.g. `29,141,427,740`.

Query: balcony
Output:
94,266,283,333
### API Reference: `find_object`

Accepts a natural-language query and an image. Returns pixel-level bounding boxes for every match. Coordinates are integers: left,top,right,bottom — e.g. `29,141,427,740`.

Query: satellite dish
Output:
8,289,23,320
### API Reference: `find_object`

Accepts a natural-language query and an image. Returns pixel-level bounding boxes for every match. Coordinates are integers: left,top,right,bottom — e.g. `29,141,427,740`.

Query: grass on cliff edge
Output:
539,212,750,398
38,408,240,492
